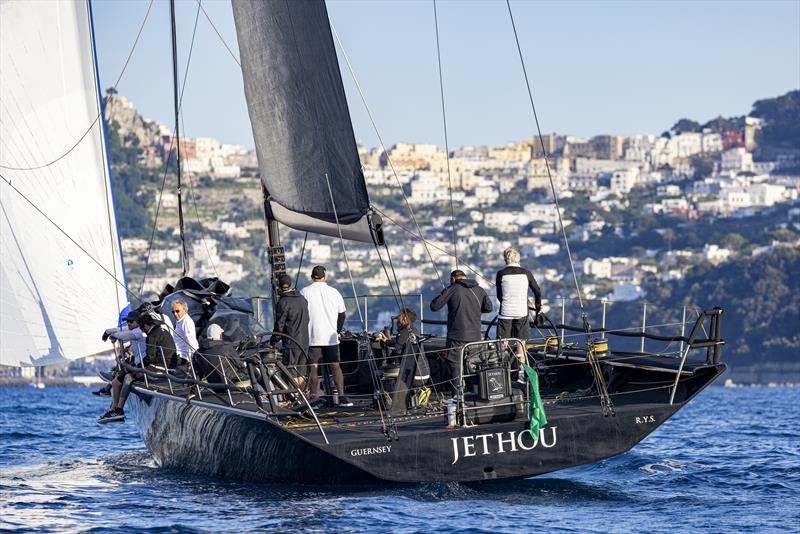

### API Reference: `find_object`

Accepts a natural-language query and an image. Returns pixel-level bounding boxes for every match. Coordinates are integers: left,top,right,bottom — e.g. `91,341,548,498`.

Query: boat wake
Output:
640,459,689,474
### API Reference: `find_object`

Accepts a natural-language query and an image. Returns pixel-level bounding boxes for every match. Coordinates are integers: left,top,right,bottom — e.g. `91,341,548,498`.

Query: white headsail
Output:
0,0,127,367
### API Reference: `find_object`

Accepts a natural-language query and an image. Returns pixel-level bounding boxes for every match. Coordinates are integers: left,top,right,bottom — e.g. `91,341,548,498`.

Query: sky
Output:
92,0,800,150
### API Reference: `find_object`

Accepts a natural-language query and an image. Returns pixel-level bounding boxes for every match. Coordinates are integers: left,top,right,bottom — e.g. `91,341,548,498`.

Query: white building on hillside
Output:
610,168,640,194
701,130,723,153
524,203,559,226
702,244,732,265
748,183,786,206
623,134,657,162
484,211,526,232
657,184,681,196
721,148,754,173
471,178,499,206
410,172,448,203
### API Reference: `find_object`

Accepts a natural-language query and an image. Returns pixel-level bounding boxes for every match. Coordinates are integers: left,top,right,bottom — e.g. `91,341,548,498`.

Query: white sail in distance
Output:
0,0,127,367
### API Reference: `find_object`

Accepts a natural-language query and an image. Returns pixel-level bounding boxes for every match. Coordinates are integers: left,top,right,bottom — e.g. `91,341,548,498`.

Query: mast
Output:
262,184,285,325
169,0,188,276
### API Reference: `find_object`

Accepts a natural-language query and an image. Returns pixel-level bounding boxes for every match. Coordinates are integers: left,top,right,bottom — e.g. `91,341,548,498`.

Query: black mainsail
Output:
232,0,380,244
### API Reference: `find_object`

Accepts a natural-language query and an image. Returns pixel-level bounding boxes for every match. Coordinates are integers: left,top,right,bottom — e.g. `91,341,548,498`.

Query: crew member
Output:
377,308,431,387
170,299,198,364
98,311,179,424
430,269,493,392
495,247,542,369
270,274,310,386
300,266,352,407
377,308,418,357
94,311,145,397
102,311,147,408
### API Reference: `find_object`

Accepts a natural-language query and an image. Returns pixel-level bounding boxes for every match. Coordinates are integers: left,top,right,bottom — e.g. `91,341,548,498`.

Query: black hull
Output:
129,390,379,484
129,367,721,484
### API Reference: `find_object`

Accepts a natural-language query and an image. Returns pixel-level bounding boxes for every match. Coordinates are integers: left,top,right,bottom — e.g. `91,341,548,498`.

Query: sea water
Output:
1,386,798,533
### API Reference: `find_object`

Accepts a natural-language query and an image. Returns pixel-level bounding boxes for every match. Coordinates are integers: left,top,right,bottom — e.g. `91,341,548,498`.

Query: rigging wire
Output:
371,243,404,313
0,0,155,172
329,21,445,288
294,232,308,287
382,241,408,313
178,0,219,278
86,2,123,317
139,0,204,294
0,172,140,302
372,205,494,286
323,173,365,331
432,0,459,270
504,1,584,312
169,0,188,276
505,0,613,415
198,1,241,67
138,157,172,296
182,147,217,276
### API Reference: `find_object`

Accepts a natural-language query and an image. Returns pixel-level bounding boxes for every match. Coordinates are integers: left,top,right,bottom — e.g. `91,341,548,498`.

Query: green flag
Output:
523,364,547,438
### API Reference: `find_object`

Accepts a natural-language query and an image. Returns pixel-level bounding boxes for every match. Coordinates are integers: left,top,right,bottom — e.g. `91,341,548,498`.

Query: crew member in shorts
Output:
300,266,353,407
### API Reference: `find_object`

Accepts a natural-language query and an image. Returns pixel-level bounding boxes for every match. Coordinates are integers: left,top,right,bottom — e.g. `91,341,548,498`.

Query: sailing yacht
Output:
0,0,727,484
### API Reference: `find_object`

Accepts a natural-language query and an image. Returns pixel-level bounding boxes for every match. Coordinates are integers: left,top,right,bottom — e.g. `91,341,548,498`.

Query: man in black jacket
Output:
270,275,310,376
98,312,178,424
430,270,493,391
139,312,180,369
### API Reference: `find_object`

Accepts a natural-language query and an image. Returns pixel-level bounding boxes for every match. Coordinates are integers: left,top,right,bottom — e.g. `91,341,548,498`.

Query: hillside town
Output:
106,91,800,321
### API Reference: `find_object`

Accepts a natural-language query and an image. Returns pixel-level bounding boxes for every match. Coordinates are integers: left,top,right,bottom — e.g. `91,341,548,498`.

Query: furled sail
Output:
0,0,127,367
232,0,381,244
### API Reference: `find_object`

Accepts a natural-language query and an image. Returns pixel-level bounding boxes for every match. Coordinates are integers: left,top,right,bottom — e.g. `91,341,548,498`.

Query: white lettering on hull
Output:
451,427,558,464
350,445,392,457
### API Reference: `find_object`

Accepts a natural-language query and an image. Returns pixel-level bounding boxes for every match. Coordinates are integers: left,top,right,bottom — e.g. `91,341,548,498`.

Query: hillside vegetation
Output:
644,247,799,367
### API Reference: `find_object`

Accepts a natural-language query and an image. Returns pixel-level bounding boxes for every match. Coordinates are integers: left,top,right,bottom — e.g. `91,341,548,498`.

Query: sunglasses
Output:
171,309,182,315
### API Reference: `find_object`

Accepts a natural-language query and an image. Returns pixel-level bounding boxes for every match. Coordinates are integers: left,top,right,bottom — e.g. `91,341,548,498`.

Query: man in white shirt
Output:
170,299,199,363
300,265,352,407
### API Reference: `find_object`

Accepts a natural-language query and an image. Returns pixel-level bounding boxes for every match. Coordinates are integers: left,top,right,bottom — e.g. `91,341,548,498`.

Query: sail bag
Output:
232,0,380,243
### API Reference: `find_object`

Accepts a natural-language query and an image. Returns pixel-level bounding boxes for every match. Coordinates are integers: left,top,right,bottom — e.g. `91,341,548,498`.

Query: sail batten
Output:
232,0,376,243
0,0,127,367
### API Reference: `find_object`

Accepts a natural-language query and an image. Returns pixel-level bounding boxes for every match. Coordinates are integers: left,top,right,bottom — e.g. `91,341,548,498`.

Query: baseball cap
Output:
206,323,225,340
277,274,292,288
137,310,163,327
311,265,326,279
